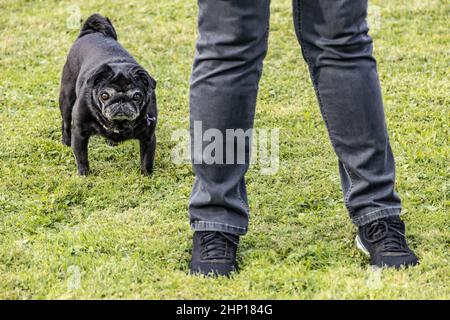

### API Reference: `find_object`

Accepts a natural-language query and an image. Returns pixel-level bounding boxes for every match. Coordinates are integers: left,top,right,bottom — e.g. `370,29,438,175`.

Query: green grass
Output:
0,0,449,299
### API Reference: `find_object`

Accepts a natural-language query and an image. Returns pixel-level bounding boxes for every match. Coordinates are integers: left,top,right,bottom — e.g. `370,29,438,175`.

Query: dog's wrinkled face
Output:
87,63,155,122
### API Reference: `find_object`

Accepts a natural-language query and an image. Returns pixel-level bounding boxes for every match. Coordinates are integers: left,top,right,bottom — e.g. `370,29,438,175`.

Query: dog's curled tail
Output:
78,13,118,40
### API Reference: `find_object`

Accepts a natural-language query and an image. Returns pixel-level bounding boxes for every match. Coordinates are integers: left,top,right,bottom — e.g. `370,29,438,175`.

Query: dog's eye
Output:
133,93,142,101
100,92,110,101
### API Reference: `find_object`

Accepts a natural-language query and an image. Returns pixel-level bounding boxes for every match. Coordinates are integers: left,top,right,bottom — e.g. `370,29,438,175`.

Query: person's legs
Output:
189,0,270,236
293,0,401,226
293,0,418,267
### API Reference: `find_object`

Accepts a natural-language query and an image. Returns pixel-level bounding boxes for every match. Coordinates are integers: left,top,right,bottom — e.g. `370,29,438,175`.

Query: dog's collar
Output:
145,114,156,126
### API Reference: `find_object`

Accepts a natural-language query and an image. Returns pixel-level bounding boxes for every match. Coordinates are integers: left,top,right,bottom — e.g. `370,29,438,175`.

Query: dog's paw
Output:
62,136,71,147
141,167,153,176
78,167,90,176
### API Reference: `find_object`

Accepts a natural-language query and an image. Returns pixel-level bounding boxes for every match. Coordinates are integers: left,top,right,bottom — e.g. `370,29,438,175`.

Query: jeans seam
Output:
294,0,356,215
236,181,249,215
341,163,356,215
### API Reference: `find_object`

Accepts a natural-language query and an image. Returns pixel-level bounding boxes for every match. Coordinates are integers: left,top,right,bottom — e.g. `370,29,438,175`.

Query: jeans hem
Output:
352,207,402,226
191,221,247,236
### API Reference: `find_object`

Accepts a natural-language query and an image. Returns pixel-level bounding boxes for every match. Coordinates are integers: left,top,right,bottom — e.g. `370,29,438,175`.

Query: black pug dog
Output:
59,14,157,176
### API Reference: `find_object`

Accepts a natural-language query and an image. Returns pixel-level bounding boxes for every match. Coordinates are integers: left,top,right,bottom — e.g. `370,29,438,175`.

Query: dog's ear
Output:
132,67,156,90
87,64,113,88
105,17,118,40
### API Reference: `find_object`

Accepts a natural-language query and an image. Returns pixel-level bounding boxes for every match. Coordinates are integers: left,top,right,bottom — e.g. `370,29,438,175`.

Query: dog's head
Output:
87,63,156,122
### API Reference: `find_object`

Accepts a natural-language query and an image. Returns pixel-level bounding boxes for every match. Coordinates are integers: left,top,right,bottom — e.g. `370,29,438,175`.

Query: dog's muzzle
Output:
104,103,139,121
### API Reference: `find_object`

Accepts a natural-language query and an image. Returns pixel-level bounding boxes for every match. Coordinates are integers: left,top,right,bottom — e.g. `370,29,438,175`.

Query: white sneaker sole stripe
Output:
355,235,370,256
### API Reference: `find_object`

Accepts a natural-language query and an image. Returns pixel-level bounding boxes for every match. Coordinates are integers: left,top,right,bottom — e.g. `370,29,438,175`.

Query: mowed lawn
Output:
0,0,448,299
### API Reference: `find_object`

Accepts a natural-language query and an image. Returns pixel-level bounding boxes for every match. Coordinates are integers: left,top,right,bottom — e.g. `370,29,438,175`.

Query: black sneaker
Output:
189,231,239,277
356,216,419,268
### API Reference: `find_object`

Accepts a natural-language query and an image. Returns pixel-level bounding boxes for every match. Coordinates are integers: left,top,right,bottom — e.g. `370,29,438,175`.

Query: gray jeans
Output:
189,0,402,236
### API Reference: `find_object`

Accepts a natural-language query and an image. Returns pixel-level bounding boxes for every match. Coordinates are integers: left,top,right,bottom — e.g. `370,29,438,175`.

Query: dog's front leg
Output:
72,128,91,176
139,134,156,175
59,64,77,147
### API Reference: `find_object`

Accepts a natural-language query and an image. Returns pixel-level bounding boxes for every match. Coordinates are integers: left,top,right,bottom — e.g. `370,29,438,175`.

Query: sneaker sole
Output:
355,235,370,256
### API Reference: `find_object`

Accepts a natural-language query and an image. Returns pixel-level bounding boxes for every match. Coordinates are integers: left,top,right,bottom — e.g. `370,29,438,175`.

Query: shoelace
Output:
364,219,409,253
200,232,238,260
